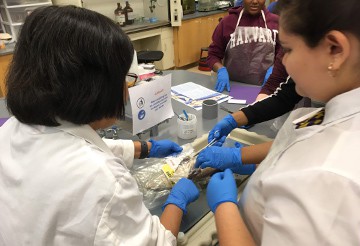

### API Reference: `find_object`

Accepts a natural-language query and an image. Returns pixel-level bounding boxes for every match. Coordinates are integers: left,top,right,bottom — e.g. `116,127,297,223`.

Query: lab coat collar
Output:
293,87,360,127
56,120,114,156
323,87,360,125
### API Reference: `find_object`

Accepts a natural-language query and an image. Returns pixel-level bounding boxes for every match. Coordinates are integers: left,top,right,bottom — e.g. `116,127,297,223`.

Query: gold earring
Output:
327,63,337,77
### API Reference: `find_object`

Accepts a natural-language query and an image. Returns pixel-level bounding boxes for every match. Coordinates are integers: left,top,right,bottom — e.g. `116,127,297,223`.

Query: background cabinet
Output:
128,27,175,70
173,12,227,68
0,54,12,97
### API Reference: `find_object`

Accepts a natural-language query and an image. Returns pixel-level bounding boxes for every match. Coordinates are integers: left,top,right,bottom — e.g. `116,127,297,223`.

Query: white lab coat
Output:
0,119,176,245
239,87,360,245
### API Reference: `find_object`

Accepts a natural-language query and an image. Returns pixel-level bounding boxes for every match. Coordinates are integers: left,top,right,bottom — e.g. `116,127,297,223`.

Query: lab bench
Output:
0,70,277,245
115,70,277,245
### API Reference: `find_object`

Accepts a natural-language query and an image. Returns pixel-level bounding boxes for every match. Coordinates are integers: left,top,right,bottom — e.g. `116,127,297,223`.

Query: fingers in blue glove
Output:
218,81,225,93
215,67,230,93
206,169,238,212
234,142,243,148
212,136,226,147
194,146,241,171
148,139,183,158
170,142,183,153
216,80,230,93
215,80,222,92
194,145,255,175
208,114,237,144
208,128,218,143
162,178,199,214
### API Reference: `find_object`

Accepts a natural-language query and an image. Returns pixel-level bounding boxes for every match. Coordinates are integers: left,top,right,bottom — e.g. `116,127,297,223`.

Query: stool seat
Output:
137,51,164,64
198,47,211,71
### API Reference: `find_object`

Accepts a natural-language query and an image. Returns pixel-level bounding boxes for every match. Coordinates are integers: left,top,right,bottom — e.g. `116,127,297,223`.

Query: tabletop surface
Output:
121,70,278,232
0,70,278,233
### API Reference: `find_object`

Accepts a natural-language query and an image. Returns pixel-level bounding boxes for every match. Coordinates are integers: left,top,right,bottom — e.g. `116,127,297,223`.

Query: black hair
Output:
278,0,360,47
6,5,134,126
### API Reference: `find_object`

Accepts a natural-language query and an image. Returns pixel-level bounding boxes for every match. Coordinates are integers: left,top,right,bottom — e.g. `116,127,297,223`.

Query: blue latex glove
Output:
262,65,273,86
148,139,183,158
162,178,199,214
208,114,237,144
239,124,253,129
206,169,238,212
195,145,256,175
215,67,230,92
211,136,227,147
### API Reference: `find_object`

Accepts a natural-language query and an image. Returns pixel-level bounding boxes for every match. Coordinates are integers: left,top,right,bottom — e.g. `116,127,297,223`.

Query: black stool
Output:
137,50,164,64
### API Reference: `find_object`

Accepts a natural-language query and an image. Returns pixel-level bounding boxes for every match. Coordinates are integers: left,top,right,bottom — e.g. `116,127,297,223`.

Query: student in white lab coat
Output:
0,6,199,246
203,0,360,245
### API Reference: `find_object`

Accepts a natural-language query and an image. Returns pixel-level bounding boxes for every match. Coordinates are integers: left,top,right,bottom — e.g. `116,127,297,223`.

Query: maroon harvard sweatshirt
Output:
207,6,288,95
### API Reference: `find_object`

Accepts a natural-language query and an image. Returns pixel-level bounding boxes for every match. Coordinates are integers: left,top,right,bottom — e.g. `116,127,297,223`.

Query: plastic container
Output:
0,1,51,41
2,23,22,40
0,6,36,23
0,0,50,6
177,113,197,139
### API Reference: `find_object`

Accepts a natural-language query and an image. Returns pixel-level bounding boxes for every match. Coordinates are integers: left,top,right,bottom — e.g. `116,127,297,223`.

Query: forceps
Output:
188,133,219,179
192,137,218,157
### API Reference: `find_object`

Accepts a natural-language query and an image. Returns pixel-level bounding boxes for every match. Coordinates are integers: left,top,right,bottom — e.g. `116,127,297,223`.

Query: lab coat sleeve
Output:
102,139,135,169
94,168,176,246
260,169,360,245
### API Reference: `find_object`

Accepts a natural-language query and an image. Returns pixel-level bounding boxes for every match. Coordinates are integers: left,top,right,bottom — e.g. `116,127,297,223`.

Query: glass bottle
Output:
114,2,126,27
124,1,135,25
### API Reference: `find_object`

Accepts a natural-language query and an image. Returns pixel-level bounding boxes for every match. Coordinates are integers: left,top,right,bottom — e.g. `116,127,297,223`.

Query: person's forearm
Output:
255,93,269,101
212,62,224,72
242,78,302,125
215,202,256,246
241,141,273,164
133,141,152,159
160,204,183,237
232,110,249,127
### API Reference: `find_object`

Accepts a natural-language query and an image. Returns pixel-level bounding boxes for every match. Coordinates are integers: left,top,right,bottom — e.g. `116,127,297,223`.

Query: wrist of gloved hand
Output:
206,169,238,212
223,114,238,130
233,163,256,175
162,178,199,214
148,139,183,158
232,142,256,175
